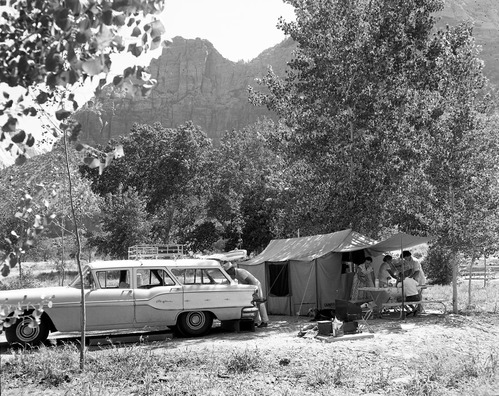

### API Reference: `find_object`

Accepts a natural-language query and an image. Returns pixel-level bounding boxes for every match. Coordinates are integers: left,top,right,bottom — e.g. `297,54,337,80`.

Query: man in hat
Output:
223,261,269,328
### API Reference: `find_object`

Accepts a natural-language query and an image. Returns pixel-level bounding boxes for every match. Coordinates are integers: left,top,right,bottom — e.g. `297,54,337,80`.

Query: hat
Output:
222,261,234,271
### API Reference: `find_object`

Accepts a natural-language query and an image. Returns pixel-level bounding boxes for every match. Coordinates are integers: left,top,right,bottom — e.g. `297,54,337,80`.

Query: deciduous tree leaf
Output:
11,130,26,143
14,154,27,166
2,117,17,132
55,109,71,120
82,58,106,76
1,265,10,277
149,20,165,39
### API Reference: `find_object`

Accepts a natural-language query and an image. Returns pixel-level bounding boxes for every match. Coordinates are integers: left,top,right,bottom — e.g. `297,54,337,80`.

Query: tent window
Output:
342,250,366,265
268,262,289,297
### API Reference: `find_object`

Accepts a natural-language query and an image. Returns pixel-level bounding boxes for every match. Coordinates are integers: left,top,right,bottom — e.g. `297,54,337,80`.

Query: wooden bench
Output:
381,300,447,314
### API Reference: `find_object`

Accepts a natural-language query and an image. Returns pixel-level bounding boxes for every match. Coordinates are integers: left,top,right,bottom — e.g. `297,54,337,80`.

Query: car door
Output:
133,268,184,327
85,269,135,330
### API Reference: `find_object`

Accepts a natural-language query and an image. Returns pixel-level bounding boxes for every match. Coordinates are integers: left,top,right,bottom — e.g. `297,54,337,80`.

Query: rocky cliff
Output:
79,36,295,145
79,0,499,146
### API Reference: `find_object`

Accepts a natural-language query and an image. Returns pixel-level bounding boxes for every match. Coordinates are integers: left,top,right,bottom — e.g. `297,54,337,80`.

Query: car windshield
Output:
69,268,94,289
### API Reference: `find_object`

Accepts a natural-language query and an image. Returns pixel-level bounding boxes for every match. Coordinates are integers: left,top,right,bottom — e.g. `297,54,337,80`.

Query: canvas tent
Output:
239,230,432,316
238,229,379,316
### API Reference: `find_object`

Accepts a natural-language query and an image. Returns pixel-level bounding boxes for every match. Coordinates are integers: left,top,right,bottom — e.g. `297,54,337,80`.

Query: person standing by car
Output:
223,262,269,328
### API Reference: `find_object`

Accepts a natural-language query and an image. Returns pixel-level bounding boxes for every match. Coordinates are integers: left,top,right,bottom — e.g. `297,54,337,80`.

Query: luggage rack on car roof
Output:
128,244,186,260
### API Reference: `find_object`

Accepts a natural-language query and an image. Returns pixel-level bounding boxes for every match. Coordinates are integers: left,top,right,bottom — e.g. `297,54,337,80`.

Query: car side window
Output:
170,268,230,285
136,269,175,289
96,270,130,289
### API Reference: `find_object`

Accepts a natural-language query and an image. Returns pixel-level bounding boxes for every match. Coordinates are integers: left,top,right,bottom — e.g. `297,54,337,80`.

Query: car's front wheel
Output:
177,311,213,337
5,314,50,346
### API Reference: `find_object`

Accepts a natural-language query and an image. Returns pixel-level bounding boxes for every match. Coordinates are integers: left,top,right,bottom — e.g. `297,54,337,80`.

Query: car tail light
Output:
241,306,258,319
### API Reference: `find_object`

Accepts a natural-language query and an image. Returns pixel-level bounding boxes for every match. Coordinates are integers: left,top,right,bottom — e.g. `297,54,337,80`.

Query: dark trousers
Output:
406,294,420,312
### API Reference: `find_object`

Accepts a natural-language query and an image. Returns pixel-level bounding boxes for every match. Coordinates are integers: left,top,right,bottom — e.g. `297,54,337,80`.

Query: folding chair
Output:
358,302,375,333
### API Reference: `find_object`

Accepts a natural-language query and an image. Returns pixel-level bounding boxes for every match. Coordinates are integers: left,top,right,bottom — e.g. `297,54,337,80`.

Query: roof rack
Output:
128,244,186,260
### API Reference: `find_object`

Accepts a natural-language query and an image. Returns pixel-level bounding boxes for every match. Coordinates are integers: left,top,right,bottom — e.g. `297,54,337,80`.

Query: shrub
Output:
422,245,453,285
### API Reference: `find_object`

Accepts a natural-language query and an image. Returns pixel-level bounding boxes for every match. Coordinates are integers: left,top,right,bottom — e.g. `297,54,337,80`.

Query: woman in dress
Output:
351,256,375,300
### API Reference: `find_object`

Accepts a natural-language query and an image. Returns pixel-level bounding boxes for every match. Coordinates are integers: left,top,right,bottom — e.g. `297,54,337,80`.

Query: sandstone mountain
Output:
78,0,499,146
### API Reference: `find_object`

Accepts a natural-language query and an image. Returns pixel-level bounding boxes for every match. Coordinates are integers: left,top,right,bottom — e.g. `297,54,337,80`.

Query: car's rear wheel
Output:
5,314,50,346
177,311,213,337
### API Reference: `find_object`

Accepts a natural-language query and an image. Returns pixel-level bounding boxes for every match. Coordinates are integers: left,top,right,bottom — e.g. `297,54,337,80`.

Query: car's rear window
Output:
171,268,230,285
136,268,175,288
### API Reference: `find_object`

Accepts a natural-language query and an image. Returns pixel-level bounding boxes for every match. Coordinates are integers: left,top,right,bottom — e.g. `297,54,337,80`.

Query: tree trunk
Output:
483,256,487,288
452,250,458,314
467,254,476,308
62,131,86,370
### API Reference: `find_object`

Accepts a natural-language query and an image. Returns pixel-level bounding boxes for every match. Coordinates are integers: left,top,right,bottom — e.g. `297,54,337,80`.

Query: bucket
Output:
317,320,332,336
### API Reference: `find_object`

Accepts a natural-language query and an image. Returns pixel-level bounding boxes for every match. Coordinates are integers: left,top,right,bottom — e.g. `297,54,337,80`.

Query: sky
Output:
161,0,296,62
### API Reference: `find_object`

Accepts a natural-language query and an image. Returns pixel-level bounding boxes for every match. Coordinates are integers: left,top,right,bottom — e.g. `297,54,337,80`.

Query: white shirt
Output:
406,257,426,285
403,277,419,297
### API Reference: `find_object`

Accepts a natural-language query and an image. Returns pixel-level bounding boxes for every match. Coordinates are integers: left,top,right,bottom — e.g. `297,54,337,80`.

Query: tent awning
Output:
367,232,432,255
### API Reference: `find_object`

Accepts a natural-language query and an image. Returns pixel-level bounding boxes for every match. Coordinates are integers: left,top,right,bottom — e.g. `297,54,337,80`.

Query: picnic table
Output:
357,285,446,316
358,285,433,314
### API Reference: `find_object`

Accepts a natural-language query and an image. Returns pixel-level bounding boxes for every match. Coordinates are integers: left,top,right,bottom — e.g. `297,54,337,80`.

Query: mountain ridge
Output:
79,0,499,147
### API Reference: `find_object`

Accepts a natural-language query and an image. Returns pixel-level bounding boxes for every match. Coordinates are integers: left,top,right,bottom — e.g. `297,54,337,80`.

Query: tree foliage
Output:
81,121,212,244
0,0,165,163
207,119,289,253
250,0,453,236
250,0,498,245
183,221,221,254
88,187,150,259
0,141,101,275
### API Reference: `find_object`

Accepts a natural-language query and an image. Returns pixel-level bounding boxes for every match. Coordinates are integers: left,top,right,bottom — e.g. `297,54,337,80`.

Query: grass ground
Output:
0,268,498,395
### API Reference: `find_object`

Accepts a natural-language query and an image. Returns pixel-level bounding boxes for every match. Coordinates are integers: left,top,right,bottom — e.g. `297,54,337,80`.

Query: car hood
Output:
0,286,77,305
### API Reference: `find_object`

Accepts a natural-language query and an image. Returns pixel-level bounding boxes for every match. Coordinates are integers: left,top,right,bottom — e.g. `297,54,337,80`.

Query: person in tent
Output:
223,261,269,328
378,255,397,287
350,256,375,301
